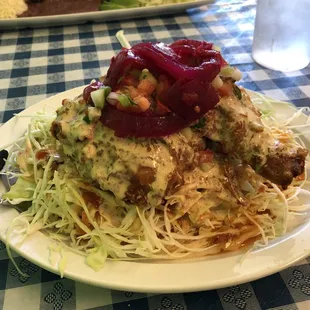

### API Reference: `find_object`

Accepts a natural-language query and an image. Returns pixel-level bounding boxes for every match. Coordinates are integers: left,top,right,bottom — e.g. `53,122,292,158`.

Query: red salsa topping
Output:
83,39,226,138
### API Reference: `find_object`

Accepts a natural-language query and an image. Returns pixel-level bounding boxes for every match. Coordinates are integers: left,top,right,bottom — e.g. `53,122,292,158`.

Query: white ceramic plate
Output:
0,87,309,293
0,0,212,29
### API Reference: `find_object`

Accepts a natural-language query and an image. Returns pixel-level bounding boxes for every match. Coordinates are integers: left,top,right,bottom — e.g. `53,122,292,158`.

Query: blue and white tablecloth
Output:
0,0,310,309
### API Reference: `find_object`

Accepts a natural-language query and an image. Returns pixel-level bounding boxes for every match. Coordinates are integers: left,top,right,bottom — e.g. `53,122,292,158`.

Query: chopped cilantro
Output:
233,85,242,100
128,96,137,106
83,115,91,124
117,76,124,84
191,117,206,129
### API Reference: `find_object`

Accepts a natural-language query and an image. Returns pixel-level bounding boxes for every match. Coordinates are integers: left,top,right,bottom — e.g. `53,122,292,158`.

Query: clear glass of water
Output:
252,0,310,72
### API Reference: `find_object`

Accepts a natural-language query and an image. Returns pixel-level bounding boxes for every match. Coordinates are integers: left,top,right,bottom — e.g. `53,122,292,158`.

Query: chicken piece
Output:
167,152,265,228
203,79,308,186
51,99,204,207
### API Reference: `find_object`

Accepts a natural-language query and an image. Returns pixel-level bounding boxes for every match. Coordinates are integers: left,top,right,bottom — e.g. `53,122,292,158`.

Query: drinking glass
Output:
252,0,310,72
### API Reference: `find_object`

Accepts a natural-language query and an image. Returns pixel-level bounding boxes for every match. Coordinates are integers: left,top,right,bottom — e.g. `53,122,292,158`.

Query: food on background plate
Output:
99,0,195,10
0,0,28,19
2,39,309,272
1,0,196,19
19,0,101,18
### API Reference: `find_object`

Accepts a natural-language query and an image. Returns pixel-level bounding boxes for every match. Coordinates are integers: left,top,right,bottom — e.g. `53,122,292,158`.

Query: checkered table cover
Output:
0,0,310,309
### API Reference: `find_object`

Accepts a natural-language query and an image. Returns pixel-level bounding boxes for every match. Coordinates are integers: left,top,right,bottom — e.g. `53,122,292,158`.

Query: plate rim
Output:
0,86,309,293
0,0,212,29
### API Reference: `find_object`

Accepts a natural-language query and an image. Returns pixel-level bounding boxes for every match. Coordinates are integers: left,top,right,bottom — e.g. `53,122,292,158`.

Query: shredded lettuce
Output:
3,177,35,204
86,245,108,271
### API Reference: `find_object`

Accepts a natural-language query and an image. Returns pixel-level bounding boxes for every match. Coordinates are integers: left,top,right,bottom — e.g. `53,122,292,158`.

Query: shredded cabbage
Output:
3,177,35,203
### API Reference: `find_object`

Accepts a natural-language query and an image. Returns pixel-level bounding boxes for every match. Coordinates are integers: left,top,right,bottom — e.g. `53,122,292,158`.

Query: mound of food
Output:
3,39,309,270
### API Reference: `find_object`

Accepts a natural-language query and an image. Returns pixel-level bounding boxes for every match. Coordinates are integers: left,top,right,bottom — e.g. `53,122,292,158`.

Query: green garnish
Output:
191,117,206,129
117,76,124,84
139,68,157,85
233,85,242,100
130,69,141,78
102,86,111,99
118,94,136,107
100,3,138,11
91,86,111,110
100,0,193,11
83,115,91,124
220,65,234,77
128,96,137,106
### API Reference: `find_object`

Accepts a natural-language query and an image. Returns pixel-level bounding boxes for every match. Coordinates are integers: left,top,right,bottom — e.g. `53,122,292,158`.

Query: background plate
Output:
0,0,212,29
0,86,309,293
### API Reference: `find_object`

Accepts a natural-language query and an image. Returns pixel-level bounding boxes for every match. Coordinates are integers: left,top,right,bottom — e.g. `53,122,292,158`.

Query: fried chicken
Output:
202,79,308,186
51,98,205,207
